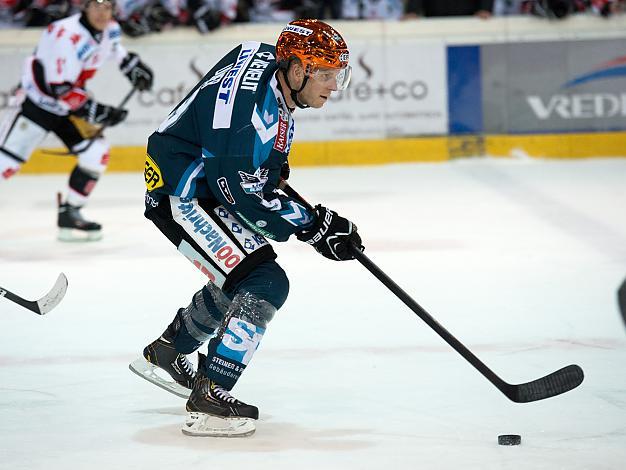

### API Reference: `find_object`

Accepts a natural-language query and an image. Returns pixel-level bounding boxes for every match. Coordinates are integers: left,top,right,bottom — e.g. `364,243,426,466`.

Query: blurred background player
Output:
129,19,363,437
115,0,181,37
0,0,153,241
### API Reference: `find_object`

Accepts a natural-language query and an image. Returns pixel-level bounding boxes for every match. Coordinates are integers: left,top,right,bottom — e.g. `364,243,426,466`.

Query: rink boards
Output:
0,16,625,172
20,131,626,173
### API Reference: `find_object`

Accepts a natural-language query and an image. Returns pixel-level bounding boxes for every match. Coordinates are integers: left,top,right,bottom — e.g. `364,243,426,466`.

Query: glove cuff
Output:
295,205,329,244
120,52,140,74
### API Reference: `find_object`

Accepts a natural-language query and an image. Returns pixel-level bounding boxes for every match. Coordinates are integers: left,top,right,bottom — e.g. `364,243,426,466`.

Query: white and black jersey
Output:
21,13,127,116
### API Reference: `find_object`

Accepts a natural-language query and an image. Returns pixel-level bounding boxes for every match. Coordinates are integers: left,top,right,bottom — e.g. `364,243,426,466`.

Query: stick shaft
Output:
279,180,583,402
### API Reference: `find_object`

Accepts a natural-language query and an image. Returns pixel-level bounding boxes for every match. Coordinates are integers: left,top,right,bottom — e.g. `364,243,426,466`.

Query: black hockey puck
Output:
498,434,521,446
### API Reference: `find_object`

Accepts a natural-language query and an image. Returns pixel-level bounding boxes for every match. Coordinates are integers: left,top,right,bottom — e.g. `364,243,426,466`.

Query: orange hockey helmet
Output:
276,19,351,90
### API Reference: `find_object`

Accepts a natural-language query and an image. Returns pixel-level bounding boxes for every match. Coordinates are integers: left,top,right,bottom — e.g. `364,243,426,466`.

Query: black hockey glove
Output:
74,99,128,127
296,205,363,261
120,52,154,91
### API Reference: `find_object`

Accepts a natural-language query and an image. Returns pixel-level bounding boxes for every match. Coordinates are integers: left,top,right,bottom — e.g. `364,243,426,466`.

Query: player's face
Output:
85,1,113,31
300,67,341,109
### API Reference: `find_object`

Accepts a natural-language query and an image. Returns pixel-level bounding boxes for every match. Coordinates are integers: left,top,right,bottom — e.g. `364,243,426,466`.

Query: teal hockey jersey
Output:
145,41,315,242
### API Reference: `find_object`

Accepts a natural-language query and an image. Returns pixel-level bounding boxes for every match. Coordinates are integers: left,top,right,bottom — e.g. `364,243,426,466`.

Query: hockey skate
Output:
129,318,196,398
57,193,102,242
182,353,257,437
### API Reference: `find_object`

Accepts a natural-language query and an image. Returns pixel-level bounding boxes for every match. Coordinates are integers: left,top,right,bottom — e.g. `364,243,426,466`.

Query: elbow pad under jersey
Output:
32,59,89,111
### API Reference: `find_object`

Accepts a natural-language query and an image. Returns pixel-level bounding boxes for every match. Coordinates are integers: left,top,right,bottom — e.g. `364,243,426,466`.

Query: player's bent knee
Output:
230,291,277,329
232,260,290,312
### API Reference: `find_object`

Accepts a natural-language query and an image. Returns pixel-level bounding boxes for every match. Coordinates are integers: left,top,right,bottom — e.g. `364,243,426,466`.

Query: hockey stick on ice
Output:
43,86,138,156
347,248,584,403
0,273,68,315
279,180,584,403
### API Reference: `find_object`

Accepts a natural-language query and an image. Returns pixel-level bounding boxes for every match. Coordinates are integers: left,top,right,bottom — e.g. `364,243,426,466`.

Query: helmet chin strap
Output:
281,69,309,110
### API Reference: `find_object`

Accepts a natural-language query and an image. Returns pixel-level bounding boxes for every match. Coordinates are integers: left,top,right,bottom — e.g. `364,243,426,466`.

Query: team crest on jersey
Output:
238,168,269,198
145,154,164,190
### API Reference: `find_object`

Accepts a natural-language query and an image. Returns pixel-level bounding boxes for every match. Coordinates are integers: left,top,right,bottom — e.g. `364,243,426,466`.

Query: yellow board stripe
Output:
21,131,626,173
486,132,626,159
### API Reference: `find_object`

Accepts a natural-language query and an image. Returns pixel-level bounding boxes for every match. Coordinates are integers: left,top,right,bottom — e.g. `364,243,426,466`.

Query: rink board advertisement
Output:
0,38,448,145
294,39,448,140
480,38,626,134
2,25,625,163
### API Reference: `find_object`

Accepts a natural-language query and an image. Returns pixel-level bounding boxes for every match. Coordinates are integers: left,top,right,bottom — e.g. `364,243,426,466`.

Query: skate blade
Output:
128,357,190,399
58,228,102,242
182,412,256,437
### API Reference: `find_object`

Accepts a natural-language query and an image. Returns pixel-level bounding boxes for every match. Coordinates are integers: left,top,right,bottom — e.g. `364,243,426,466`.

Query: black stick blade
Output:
508,364,584,403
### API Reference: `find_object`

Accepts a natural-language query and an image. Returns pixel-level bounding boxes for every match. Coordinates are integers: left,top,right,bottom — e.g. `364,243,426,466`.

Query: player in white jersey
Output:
0,0,153,241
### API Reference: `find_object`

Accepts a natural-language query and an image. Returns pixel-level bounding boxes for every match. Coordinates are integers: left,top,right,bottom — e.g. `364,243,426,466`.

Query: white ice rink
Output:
1,157,625,470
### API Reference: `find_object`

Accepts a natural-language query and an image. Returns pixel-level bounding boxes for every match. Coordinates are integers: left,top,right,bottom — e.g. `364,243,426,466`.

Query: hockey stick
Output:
0,273,68,315
279,180,584,403
43,86,138,156
618,277,626,330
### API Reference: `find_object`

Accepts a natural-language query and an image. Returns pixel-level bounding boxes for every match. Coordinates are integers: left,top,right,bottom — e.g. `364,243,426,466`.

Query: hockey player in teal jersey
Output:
130,19,363,437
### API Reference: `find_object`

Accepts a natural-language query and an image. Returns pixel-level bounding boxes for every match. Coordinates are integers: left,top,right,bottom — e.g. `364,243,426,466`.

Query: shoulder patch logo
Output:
145,154,164,191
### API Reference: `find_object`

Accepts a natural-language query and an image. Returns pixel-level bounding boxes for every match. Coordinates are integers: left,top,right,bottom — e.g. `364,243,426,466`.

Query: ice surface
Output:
1,158,625,470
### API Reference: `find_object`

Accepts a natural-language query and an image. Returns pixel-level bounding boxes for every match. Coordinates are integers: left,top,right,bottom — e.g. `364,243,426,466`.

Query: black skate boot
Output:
129,310,196,398
57,193,102,242
186,353,258,419
182,353,257,437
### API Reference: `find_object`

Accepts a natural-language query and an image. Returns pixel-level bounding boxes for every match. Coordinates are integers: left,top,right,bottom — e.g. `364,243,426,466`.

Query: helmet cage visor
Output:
309,65,352,91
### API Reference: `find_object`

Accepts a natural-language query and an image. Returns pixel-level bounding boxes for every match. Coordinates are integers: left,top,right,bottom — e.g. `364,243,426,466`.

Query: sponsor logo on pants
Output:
172,198,243,273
